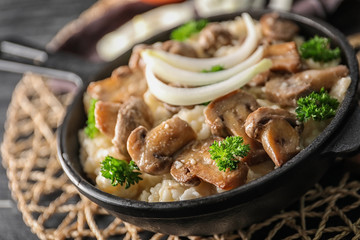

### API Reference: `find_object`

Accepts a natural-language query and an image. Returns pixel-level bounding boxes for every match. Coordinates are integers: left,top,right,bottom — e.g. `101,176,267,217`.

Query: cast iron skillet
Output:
5,9,359,236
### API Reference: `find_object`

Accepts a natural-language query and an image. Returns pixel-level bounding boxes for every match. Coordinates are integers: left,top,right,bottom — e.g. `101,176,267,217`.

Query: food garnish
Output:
296,88,340,122
145,58,272,106
148,13,258,72
209,136,250,172
170,19,208,41
84,98,99,138
141,46,264,86
202,65,225,73
299,35,341,62
100,156,142,189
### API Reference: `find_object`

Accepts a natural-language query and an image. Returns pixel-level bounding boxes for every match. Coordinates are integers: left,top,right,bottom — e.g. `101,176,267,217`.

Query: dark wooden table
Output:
0,0,360,239
0,1,96,239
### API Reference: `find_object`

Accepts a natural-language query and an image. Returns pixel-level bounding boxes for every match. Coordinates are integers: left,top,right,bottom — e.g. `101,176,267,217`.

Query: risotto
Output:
79,12,350,202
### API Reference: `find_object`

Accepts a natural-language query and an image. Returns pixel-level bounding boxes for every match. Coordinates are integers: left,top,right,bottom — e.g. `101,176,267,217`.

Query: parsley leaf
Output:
296,88,339,122
100,156,142,189
84,98,99,138
299,35,341,62
170,19,208,41
209,136,250,172
202,65,225,73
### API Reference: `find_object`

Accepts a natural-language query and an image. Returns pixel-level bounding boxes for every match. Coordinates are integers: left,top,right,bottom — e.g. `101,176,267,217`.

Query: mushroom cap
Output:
112,96,153,158
205,90,269,165
245,107,298,141
261,118,300,166
204,89,260,137
127,116,196,175
244,107,301,166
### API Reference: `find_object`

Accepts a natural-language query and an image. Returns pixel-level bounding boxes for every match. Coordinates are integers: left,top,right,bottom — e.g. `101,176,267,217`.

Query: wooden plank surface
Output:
0,1,96,239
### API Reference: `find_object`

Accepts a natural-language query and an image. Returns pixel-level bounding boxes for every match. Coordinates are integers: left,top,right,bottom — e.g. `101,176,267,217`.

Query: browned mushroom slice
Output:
245,107,299,140
265,65,349,107
127,116,197,175
204,90,268,165
264,41,301,73
244,107,301,167
204,90,259,137
261,119,300,166
87,66,147,103
112,97,153,159
260,12,299,42
172,137,248,190
170,161,201,186
198,23,234,56
94,101,121,138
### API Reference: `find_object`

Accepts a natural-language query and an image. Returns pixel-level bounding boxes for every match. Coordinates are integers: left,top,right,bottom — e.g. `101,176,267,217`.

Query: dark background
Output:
0,0,360,239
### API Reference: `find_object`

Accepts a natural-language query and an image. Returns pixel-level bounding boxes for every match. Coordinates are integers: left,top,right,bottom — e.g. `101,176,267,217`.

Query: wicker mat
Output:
1,73,360,240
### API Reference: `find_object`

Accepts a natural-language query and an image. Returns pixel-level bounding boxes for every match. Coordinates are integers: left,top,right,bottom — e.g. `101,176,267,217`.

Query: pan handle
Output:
0,37,105,87
321,104,360,158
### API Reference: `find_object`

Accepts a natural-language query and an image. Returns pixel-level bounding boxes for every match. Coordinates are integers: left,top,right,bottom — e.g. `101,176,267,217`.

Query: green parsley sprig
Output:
296,88,339,122
202,65,225,73
84,98,99,138
299,35,341,62
170,19,208,41
100,156,142,189
209,136,250,172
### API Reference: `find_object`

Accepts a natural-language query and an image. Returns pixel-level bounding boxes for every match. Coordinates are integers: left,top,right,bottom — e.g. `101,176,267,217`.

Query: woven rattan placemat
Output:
1,73,360,239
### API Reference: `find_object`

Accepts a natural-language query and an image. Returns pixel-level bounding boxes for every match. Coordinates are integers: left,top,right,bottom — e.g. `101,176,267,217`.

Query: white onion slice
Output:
147,13,259,71
142,46,264,86
145,59,272,106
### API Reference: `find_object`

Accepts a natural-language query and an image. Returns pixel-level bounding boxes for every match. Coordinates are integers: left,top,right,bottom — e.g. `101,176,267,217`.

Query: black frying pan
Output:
2,9,360,236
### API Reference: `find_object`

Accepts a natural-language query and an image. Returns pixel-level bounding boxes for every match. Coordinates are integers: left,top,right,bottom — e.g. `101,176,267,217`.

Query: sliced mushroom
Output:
94,101,121,138
264,41,301,73
112,97,153,159
260,119,300,166
87,66,147,103
198,23,234,56
204,90,259,136
204,90,269,165
244,107,301,166
260,13,299,42
172,137,249,190
245,107,299,140
265,65,349,107
170,160,201,186
127,116,197,175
